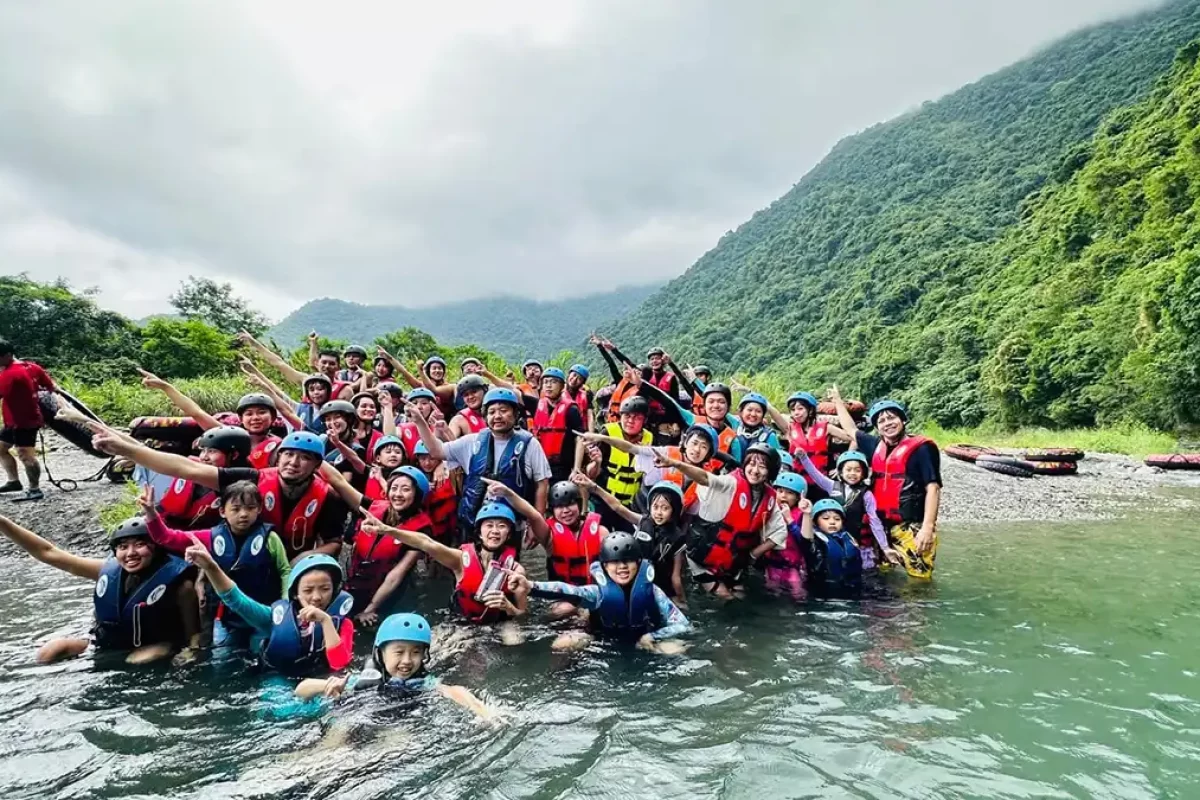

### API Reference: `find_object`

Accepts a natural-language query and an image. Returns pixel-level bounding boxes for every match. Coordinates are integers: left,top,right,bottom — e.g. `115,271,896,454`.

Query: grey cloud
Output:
0,0,1161,318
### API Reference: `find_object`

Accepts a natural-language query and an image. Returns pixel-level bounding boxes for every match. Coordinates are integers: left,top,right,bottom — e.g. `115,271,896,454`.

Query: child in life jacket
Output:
139,482,290,649
794,449,901,570
571,473,688,606
761,472,808,600
293,613,499,722
508,532,692,653
185,543,356,676
794,499,863,594
413,440,459,544
357,502,527,645
0,513,202,666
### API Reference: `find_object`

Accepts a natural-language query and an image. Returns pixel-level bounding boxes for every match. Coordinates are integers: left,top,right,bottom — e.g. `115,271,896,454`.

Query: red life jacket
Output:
257,469,331,557
606,378,638,423
331,380,354,400
764,507,803,569
789,420,830,473
397,423,422,458
348,500,430,597
454,543,518,624
532,395,573,462
870,436,932,525
457,407,486,434
700,470,777,574
424,474,458,541
565,387,590,419
647,370,673,417
360,429,382,464
248,435,281,469
159,477,221,530
547,512,604,585
364,471,386,502
691,392,706,417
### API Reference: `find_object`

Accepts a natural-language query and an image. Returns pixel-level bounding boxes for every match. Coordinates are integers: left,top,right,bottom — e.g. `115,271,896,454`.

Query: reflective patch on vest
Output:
738,492,748,510
462,550,471,567
339,596,354,616
590,521,598,534
209,497,220,509
304,499,319,518
147,584,167,605
265,441,278,453
265,492,276,512
213,536,227,557
515,441,525,457
646,563,656,582
594,569,608,586
768,497,776,511
636,531,652,544
96,574,109,597
272,605,286,625
173,478,186,494
472,438,482,454
251,535,263,556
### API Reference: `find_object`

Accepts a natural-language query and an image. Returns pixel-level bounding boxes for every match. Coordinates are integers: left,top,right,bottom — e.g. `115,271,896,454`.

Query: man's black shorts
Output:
0,427,40,448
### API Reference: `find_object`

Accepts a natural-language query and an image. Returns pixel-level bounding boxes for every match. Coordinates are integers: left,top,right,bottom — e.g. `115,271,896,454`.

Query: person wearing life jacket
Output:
293,613,499,721
190,546,356,676
734,392,782,456
157,426,253,531
91,430,350,562
337,345,368,384
783,391,832,477
0,512,202,666
296,374,333,434
348,392,383,461
656,442,789,599
641,347,679,422
317,401,369,489
516,359,543,398
793,498,863,594
833,398,941,580
359,435,407,502
359,502,528,645
310,344,341,383
664,359,711,417
531,368,585,483
583,395,654,530
141,481,290,649
449,374,489,439
413,440,459,543
794,448,900,571
565,364,594,432
320,463,431,626
579,421,717,515
574,474,688,605
411,388,551,540
419,355,460,420
508,532,691,654
376,380,406,425
761,472,808,600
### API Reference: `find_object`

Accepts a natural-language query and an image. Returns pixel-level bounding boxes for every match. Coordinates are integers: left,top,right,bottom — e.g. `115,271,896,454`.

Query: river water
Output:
1,502,1198,799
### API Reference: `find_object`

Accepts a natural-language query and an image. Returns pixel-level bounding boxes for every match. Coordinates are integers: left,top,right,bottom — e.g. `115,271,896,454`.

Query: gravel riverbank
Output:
2,435,1200,548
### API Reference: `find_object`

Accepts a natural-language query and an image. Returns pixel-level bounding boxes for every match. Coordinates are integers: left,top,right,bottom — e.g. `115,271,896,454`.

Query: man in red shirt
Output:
0,339,57,502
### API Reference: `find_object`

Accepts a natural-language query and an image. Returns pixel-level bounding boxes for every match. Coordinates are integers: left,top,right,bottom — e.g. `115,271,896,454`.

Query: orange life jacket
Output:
454,544,518,624
869,436,932,525
532,395,573,463
547,512,604,585
606,377,638,423
257,469,331,558
789,420,830,473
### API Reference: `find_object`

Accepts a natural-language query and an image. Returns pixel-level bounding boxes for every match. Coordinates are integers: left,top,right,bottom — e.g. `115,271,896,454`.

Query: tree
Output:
140,318,236,379
170,276,269,336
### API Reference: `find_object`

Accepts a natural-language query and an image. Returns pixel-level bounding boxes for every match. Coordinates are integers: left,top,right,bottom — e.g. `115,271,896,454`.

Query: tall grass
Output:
921,421,1180,458
98,482,141,532
61,376,252,426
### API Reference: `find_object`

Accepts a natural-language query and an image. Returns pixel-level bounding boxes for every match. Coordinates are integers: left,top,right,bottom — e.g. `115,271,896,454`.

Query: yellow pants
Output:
888,522,938,580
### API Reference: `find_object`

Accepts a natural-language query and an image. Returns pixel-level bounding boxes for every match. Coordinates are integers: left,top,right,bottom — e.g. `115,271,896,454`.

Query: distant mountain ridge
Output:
269,284,661,361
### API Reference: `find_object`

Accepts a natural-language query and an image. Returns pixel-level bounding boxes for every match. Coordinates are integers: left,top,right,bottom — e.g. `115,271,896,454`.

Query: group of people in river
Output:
0,331,941,720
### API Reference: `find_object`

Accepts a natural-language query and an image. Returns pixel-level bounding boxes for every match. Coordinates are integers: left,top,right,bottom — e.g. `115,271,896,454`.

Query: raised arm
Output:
378,347,424,390
828,386,858,441
318,456,365,509
0,514,103,580
238,331,307,387
653,447,711,486
571,472,640,527
482,479,550,545
239,361,304,430
481,367,515,391
668,358,697,399
592,336,624,382
138,370,222,431
406,401,447,461
91,431,220,490
360,513,463,573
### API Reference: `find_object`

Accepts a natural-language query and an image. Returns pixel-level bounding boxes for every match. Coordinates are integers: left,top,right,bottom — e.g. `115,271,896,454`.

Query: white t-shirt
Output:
442,431,553,483
695,473,788,547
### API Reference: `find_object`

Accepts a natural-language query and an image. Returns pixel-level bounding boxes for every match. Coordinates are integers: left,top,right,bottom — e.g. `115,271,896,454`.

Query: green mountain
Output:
270,284,660,362
606,0,1200,429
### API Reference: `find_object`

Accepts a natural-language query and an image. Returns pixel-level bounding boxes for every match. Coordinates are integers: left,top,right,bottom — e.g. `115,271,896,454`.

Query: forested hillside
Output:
271,284,659,361
607,0,1200,429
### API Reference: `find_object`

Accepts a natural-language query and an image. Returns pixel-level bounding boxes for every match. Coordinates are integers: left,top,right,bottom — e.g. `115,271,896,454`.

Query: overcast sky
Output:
0,0,1160,321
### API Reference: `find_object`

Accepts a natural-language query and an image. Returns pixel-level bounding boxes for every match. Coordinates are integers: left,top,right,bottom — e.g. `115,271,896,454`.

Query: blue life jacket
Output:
591,560,657,634
734,426,777,459
93,555,192,650
208,522,281,630
351,667,435,698
260,591,354,676
296,403,326,434
457,430,534,529
815,530,863,585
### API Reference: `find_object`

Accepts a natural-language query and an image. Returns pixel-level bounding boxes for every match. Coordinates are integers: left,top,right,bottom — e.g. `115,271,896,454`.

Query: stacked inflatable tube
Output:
943,444,1081,476
38,390,106,458
1143,453,1200,470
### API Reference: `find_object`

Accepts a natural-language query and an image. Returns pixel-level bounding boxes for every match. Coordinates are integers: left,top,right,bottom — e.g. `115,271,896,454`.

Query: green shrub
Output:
62,375,253,426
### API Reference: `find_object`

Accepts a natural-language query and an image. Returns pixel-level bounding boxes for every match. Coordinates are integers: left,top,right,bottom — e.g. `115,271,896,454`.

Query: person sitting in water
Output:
794,449,900,571
761,472,808,600
293,613,499,721
157,426,254,532
572,473,688,606
793,498,863,594
508,532,692,654
139,482,290,649
186,543,356,676
0,513,202,666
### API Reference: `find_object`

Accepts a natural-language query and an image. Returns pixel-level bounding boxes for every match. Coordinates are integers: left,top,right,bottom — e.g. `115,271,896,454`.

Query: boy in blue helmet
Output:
794,448,900,570
795,498,863,592
294,613,499,721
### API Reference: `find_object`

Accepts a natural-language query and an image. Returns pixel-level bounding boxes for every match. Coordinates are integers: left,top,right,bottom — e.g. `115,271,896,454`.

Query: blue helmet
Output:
568,364,590,381
542,367,566,383
483,387,521,410
739,392,769,412
774,472,808,496
836,450,869,472
647,481,685,517
779,451,795,471
375,612,432,648
787,391,818,410
476,501,516,527
868,399,908,427
811,499,845,519
389,465,430,500
288,554,344,597
372,434,406,459
683,423,718,455
407,387,436,402
279,431,325,459
414,441,431,457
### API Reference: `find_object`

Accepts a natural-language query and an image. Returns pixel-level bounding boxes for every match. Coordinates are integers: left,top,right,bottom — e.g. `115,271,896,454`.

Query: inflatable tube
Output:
1030,460,1079,476
944,444,997,463
129,416,205,445
37,390,106,457
1143,453,1200,471
106,458,135,484
975,455,1035,478
1021,447,1085,463
817,400,866,419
